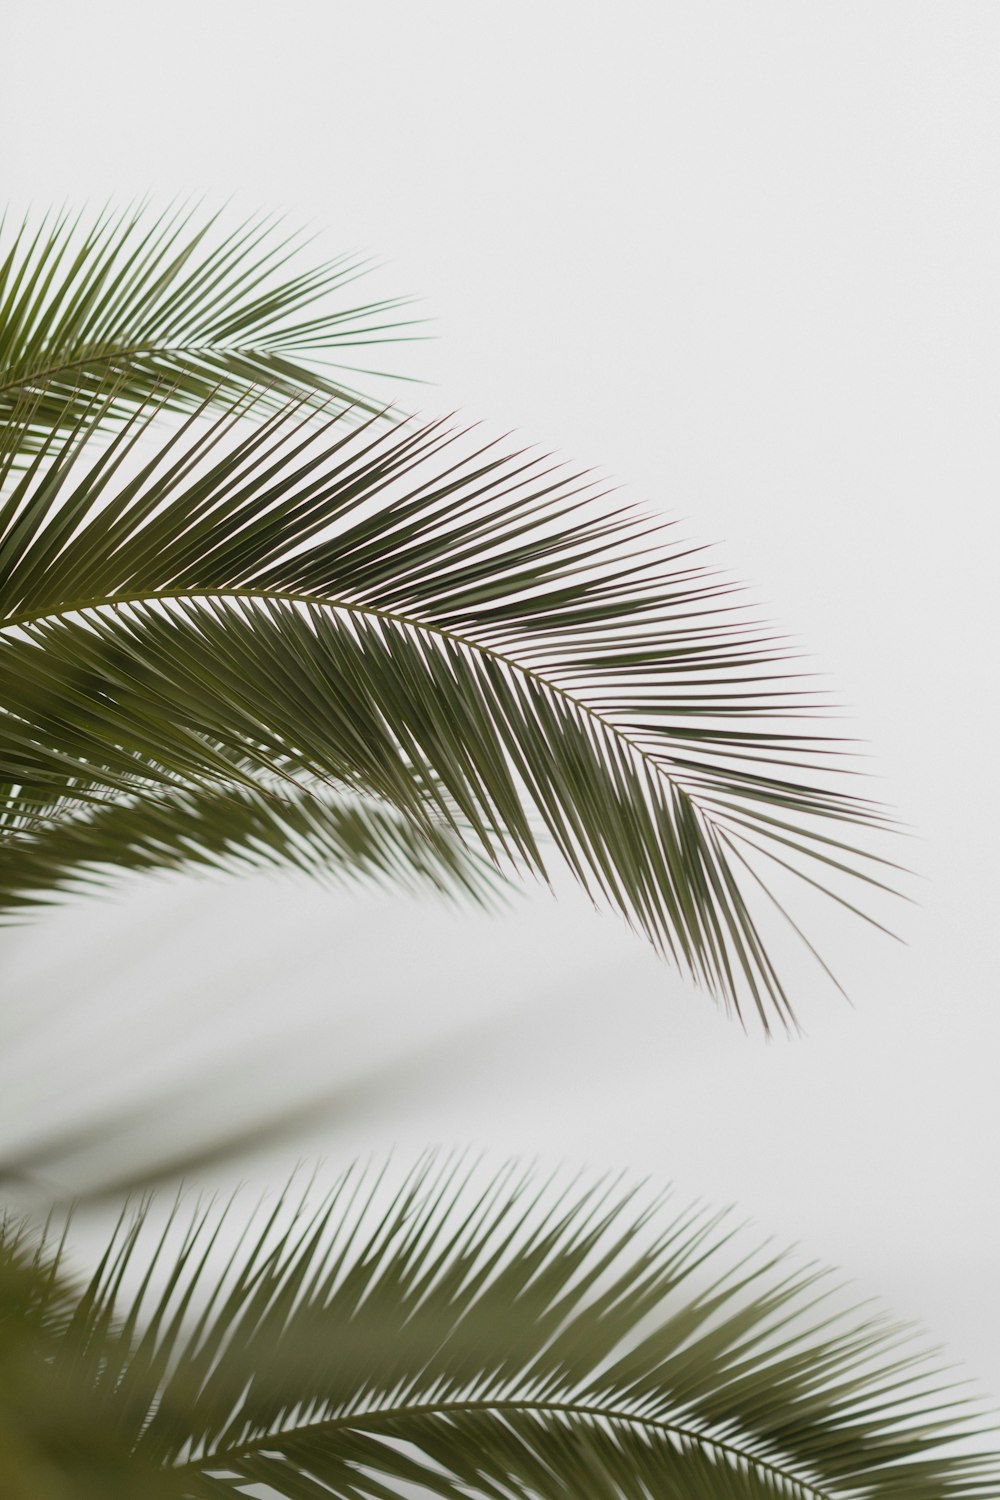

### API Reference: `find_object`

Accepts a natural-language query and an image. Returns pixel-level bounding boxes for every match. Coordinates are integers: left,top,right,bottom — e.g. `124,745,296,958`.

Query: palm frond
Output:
0,202,417,455
0,780,500,915
0,393,903,1025
0,1213,184,1498
5,1159,997,1498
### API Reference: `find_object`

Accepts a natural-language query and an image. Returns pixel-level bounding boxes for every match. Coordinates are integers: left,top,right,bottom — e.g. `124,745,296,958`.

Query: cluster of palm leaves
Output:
0,204,903,1028
1,204,996,1497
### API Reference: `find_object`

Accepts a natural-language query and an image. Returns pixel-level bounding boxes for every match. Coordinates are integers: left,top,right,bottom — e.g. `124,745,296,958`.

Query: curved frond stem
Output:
5,1162,996,1499
181,1395,839,1499
0,390,906,1023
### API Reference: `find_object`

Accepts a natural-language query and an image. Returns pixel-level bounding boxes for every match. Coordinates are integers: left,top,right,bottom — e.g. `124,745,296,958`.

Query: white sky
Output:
3,1,1000,1399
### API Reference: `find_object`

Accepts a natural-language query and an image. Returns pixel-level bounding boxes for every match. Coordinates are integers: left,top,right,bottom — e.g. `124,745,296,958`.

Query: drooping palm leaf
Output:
0,393,902,1025
0,202,416,456
4,1159,997,1498
0,780,500,916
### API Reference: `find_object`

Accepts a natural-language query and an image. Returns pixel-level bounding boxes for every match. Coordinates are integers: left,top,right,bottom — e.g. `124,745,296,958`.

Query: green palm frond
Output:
0,393,902,1025
0,781,500,915
4,1159,997,1498
0,202,416,456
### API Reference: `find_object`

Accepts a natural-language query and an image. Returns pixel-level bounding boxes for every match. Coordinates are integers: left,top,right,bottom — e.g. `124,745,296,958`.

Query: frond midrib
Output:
0,582,815,822
178,1393,836,1500
0,339,377,400
0,584,730,821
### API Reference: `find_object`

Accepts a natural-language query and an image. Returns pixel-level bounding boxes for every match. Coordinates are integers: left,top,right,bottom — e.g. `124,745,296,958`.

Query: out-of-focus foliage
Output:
2,1160,998,1500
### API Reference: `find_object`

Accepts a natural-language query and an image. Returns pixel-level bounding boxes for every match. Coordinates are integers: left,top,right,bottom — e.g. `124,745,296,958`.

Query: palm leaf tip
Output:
0,201,420,457
5,1159,998,1498
0,391,905,1026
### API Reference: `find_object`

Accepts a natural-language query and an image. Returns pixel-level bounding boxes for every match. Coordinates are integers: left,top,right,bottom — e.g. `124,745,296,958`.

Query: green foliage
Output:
0,336,901,1026
2,203,973,1499
0,202,415,457
0,780,498,915
3,1160,998,1499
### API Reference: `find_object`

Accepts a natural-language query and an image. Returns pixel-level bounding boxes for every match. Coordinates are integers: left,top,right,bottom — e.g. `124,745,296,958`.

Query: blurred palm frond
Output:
3,1158,997,1499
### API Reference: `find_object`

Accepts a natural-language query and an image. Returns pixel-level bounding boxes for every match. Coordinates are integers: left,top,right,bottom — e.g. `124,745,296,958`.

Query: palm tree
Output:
4,1158,998,1499
5,205,988,1498
0,204,899,1033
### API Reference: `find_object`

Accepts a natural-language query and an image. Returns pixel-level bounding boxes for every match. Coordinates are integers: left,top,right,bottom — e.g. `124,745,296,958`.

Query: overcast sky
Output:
4,2,1000,1398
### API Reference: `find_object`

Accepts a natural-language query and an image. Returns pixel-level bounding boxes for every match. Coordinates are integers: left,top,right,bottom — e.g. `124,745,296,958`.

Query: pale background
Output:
3,1,1000,1398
